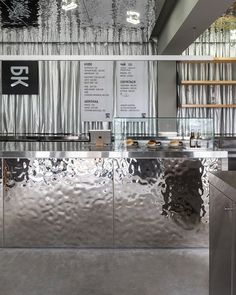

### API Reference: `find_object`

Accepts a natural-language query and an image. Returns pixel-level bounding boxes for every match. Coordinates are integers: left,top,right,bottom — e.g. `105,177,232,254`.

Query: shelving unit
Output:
178,58,236,109
181,80,236,85
181,57,236,63
181,104,236,108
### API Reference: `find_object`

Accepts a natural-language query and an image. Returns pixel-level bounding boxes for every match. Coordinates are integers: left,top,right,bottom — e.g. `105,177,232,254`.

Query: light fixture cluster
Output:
62,0,78,11
126,11,140,25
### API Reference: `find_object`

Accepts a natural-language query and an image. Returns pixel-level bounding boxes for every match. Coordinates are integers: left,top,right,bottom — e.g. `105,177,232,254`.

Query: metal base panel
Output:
1,157,219,248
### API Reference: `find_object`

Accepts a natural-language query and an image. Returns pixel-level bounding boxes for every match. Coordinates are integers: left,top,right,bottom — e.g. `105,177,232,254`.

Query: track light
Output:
62,0,78,11
126,11,140,25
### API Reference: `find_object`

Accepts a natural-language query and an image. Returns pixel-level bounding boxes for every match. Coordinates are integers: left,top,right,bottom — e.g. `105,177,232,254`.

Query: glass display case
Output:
113,117,214,150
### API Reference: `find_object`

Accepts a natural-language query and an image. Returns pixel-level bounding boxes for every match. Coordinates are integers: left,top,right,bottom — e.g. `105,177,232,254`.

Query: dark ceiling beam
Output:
152,0,235,54
151,0,177,38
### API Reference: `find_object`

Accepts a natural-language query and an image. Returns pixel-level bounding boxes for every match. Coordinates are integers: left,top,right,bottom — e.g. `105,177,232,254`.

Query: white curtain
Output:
0,40,158,134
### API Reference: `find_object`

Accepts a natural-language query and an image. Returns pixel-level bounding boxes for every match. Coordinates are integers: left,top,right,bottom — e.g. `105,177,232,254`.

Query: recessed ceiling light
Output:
126,11,140,25
62,0,78,11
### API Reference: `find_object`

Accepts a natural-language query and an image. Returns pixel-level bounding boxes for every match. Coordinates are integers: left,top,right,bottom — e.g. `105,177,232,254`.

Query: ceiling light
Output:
230,29,236,41
126,11,140,25
62,0,78,11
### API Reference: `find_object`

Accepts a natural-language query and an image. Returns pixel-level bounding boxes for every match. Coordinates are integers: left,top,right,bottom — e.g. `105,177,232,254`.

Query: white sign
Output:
117,61,148,117
81,61,113,121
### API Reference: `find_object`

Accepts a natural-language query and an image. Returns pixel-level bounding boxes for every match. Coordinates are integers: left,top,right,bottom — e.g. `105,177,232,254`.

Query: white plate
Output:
146,142,162,149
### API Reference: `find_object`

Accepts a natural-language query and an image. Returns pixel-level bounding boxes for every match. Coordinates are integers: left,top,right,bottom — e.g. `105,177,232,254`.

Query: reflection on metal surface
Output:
0,159,2,247
0,0,39,28
0,133,89,142
114,158,219,248
2,157,219,248
4,158,113,247
0,141,228,159
162,159,206,230
0,0,158,42
4,159,30,190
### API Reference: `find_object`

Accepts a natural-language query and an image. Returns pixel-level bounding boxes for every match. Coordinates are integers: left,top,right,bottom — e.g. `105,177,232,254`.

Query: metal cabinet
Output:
209,183,236,295
209,171,236,295
229,157,236,171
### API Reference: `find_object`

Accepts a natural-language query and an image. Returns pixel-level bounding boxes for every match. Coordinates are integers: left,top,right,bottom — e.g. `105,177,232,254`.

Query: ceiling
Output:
0,0,235,48
0,0,164,43
211,1,236,30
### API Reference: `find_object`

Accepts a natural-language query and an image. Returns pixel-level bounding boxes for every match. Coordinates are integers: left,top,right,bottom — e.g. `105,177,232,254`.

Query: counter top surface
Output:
0,141,228,158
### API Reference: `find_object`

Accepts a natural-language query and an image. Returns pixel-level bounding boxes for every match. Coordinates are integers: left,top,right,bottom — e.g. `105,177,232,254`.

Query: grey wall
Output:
157,61,177,117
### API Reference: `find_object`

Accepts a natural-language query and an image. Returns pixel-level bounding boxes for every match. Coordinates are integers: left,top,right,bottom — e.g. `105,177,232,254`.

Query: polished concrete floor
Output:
0,249,209,295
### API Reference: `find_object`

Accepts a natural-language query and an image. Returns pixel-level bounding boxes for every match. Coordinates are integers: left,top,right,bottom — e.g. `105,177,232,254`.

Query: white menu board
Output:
81,61,113,121
117,61,148,117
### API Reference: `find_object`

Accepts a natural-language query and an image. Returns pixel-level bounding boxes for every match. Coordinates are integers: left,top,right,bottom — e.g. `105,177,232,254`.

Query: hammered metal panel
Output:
4,158,113,247
0,0,157,43
114,158,219,248
0,159,2,247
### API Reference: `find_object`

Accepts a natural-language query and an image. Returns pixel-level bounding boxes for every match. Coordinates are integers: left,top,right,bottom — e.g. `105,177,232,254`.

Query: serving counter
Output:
0,141,227,248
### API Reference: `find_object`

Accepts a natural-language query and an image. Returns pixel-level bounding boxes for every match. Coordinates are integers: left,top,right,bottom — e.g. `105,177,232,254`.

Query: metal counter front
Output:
0,142,227,248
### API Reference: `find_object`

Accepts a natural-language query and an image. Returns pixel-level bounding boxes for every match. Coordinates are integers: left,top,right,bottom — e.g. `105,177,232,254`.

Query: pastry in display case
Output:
124,138,139,147
168,139,183,148
146,139,161,149
113,117,214,151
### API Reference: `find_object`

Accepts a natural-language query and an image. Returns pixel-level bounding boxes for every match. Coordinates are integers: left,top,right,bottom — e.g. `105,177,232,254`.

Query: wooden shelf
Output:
214,58,236,63
181,80,236,85
181,58,236,63
181,104,236,108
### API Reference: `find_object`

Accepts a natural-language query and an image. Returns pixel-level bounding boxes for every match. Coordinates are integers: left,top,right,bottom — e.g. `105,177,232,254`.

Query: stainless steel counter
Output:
0,144,224,249
0,140,227,249
0,141,228,158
